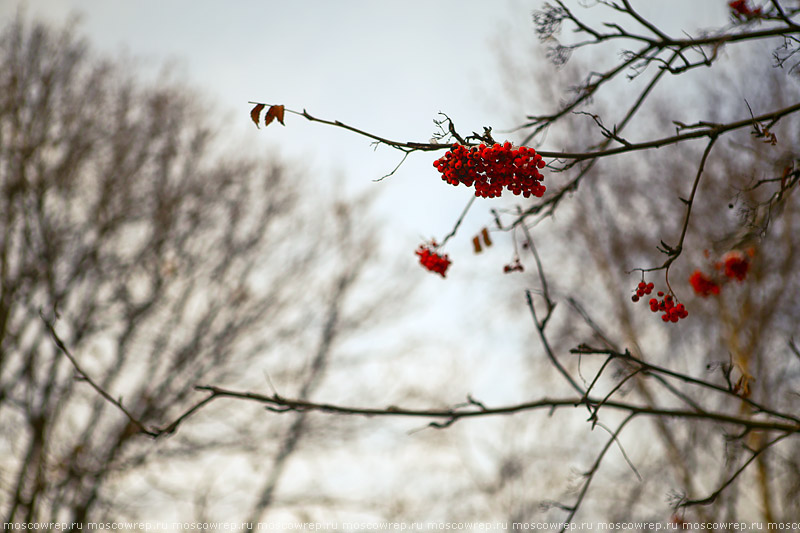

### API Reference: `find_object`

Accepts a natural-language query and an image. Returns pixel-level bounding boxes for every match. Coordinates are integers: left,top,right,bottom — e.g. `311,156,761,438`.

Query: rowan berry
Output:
503,258,524,273
415,241,451,278
432,143,546,198
631,280,687,323
632,280,655,299
722,250,749,282
729,0,762,19
689,269,721,297
653,294,688,323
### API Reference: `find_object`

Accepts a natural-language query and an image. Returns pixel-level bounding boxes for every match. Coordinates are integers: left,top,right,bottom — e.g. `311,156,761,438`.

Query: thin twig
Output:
560,414,637,531
439,196,476,247
678,432,793,508
527,290,585,396
41,311,158,438
188,384,800,433
374,151,411,182
571,345,800,425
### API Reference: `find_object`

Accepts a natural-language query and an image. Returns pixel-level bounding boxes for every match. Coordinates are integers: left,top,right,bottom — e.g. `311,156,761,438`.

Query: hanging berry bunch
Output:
689,248,754,297
433,142,546,198
415,241,451,278
648,292,689,323
720,250,750,281
688,270,721,297
631,282,689,324
630,281,654,302
728,0,762,20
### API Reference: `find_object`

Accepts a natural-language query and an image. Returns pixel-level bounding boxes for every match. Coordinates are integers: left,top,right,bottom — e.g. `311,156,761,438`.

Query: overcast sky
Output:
0,0,741,518
1,1,545,244
0,1,726,255
0,1,730,332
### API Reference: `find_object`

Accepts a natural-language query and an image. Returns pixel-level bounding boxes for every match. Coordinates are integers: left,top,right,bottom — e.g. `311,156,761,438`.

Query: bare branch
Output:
41,311,159,438
677,432,793,508
439,196,477,248
560,414,637,530
170,384,800,435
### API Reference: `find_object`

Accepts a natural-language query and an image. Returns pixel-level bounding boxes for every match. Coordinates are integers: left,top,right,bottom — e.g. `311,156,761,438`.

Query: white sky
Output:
0,0,744,521
0,0,726,264
0,0,730,372
1,1,542,243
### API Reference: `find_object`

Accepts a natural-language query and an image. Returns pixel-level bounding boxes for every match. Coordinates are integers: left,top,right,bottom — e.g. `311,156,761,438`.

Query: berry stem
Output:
439,196,476,248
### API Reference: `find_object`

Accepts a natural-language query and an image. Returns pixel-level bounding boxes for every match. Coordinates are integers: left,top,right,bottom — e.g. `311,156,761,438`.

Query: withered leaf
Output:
265,105,286,127
250,103,265,128
481,227,493,247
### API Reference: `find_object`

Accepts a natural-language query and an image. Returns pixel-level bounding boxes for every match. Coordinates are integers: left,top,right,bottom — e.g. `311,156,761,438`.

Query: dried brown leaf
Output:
481,227,493,247
250,103,265,128
265,105,286,128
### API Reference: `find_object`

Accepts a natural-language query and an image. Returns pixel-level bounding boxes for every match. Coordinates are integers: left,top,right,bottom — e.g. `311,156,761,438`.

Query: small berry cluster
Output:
721,250,750,281
630,281,654,302
415,241,451,278
689,270,720,297
503,258,524,273
649,292,689,323
689,248,752,297
433,142,546,198
631,281,688,324
729,0,762,19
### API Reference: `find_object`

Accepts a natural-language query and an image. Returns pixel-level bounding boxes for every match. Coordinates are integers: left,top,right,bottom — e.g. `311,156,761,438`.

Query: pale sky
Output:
0,1,725,261
0,0,729,360
1,1,541,243
1,0,747,523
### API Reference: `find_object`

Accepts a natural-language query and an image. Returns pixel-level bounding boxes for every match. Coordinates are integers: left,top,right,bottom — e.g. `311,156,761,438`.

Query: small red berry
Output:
689,269,721,297
722,250,749,282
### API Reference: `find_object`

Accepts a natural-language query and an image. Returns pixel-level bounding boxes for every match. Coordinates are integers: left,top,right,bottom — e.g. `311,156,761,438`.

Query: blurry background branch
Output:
0,15,395,524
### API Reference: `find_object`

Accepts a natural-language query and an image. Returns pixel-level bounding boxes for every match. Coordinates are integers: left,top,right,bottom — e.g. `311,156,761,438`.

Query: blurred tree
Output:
0,16,384,524
238,1,800,527
7,2,800,529
443,1,800,525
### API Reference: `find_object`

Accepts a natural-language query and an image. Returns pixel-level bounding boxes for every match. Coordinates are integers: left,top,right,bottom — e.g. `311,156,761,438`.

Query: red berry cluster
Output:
689,248,753,297
721,250,750,281
689,270,720,297
631,281,688,323
729,0,762,19
415,241,451,278
630,281,654,302
503,258,524,273
433,142,546,198
649,292,689,323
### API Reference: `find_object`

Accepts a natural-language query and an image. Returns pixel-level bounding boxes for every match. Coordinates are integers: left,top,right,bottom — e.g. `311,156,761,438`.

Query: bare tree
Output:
0,16,387,524
233,1,800,527
7,2,800,529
